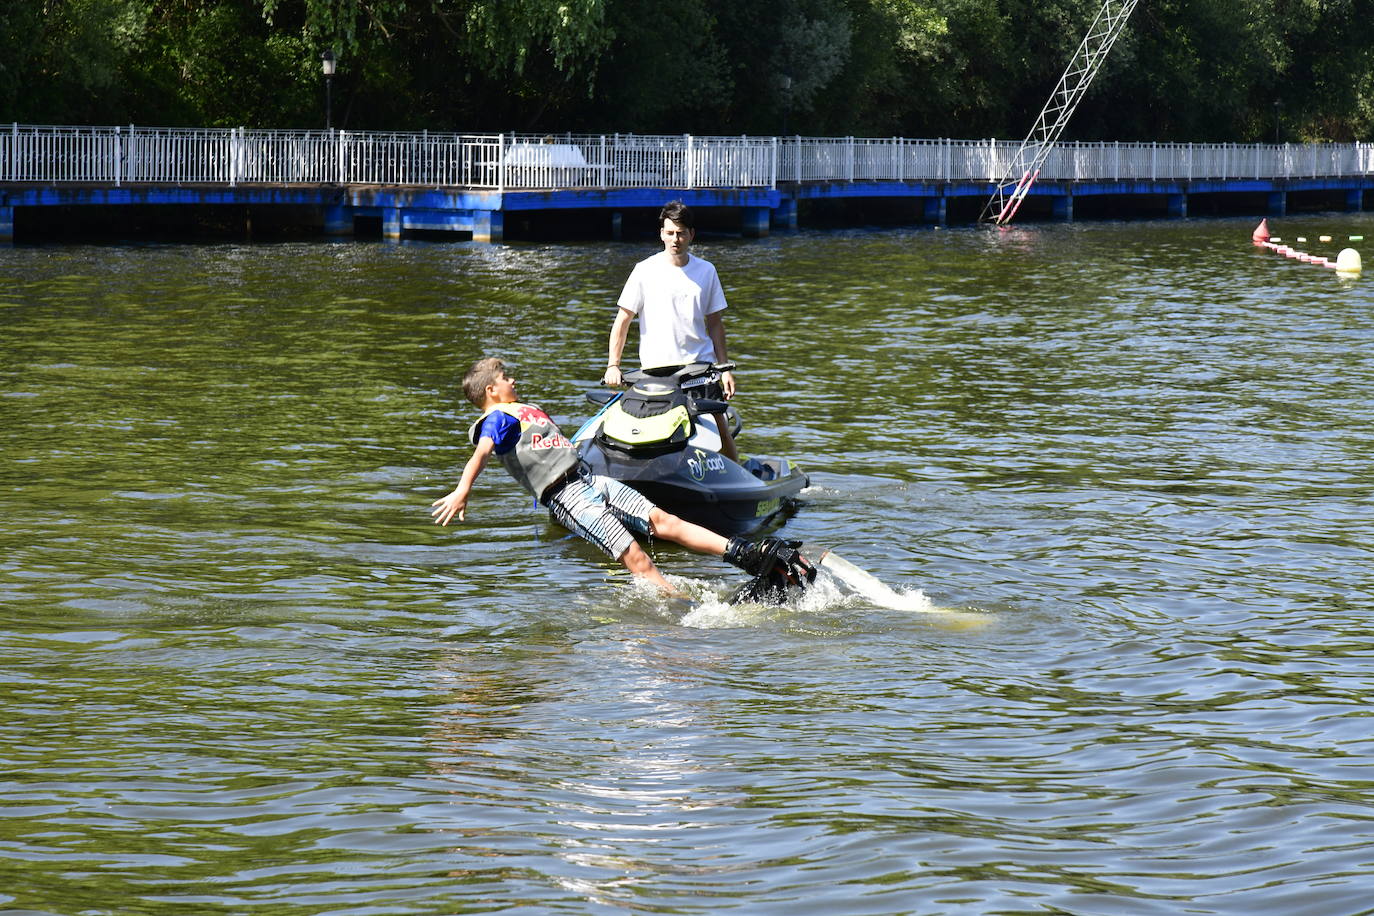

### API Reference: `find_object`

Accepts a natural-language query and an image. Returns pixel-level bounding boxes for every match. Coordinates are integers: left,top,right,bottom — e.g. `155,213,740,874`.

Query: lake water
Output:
4,215,1373,914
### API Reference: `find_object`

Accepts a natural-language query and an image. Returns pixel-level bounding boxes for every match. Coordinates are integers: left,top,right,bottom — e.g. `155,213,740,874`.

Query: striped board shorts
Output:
546,474,656,560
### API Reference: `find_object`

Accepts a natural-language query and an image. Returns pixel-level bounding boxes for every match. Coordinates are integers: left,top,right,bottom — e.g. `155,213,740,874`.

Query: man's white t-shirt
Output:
617,252,727,369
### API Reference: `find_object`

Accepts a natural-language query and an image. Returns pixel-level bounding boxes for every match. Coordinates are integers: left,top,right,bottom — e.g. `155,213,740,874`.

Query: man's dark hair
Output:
659,200,694,229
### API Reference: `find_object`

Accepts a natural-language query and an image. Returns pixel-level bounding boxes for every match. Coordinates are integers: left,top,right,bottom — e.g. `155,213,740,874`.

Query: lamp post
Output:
780,74,793,136
1274,99,1281,145
321,49,336,130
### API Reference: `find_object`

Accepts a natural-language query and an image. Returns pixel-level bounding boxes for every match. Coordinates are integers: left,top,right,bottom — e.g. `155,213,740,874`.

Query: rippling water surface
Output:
4,216,1374,914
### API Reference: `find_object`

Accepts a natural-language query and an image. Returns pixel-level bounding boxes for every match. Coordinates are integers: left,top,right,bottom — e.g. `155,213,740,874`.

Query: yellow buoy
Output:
1335,248,1362,275
1320,235,1332,243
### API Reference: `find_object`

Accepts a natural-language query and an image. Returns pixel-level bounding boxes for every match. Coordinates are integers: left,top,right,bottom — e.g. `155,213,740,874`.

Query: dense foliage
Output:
3,0,1371,141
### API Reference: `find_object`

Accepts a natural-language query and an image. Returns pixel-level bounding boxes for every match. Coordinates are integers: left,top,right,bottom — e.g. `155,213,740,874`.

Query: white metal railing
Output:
4,124,1373,189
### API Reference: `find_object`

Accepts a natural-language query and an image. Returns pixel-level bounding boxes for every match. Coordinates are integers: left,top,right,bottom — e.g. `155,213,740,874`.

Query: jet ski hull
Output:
577,440,808,536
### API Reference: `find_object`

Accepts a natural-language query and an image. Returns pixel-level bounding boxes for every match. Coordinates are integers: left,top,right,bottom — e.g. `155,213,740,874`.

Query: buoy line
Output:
1251,218,1362,275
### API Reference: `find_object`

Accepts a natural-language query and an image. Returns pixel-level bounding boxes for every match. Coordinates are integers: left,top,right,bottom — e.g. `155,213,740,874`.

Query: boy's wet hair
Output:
463,357,507,408
659,199,694,229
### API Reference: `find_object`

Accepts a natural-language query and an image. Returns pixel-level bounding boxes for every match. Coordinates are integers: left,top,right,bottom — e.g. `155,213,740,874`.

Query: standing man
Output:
602,200,739,461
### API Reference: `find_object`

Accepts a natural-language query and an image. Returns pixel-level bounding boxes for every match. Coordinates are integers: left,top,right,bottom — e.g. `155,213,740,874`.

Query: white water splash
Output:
812,551,939,613
673,551,988,630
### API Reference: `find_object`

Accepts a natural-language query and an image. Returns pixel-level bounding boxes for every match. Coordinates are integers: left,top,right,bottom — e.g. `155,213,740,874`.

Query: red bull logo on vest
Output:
515,405,551,425
530,432,573,450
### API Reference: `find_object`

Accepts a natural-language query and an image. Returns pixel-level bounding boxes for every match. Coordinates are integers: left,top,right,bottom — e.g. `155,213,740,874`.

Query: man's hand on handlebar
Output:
603,365,624,387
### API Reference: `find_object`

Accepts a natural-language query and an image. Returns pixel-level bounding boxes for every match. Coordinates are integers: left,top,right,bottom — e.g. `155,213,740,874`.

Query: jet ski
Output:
571,362,809,537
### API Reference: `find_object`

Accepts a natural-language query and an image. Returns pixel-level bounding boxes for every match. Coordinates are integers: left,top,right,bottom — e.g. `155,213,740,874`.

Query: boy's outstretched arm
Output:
431,437,495,525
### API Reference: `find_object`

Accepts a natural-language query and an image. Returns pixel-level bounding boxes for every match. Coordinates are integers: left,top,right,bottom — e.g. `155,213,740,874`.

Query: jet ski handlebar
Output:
622,362,733,385
588,362,733,405
585,387,730,415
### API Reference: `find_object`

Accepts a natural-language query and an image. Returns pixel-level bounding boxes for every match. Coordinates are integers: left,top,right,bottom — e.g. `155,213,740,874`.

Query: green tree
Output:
0,0,148,123
580,0,731,133
4,0,1374,142
131,2,316,127
1271,0,1374,141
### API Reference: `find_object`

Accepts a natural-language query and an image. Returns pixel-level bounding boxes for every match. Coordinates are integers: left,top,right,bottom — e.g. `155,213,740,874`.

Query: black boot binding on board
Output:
725,536,818,604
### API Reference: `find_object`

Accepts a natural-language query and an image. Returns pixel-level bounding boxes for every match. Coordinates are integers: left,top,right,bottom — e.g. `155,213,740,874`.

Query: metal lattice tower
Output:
980,0,1142,226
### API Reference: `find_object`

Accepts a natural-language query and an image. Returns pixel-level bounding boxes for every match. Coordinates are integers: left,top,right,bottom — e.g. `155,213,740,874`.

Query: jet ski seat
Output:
596,381,694,456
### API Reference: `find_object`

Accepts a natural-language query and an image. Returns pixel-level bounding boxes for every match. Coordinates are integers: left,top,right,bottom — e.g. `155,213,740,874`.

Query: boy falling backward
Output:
432,357,813,595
